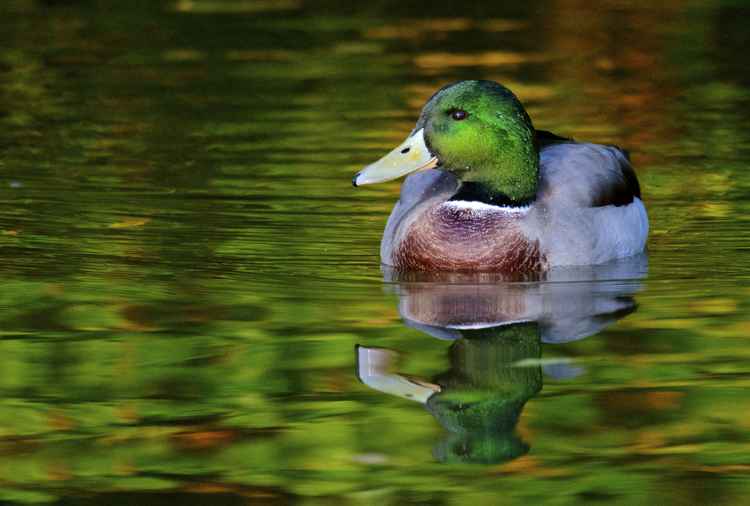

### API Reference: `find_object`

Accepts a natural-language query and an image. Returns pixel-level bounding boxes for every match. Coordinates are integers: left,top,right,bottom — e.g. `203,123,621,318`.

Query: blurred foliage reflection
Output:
1,0,750,504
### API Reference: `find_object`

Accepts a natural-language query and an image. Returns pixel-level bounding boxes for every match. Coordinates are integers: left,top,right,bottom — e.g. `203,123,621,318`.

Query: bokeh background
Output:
1,0,750,504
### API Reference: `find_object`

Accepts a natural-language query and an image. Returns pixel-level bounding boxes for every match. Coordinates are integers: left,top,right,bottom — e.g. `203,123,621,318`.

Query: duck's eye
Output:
449,109,468,121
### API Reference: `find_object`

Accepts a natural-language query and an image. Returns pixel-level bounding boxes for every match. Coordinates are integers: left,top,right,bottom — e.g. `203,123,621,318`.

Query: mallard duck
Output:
353,80,649,272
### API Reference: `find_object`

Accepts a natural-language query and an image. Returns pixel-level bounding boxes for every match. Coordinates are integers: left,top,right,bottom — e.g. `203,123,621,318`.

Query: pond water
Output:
1,0,750,504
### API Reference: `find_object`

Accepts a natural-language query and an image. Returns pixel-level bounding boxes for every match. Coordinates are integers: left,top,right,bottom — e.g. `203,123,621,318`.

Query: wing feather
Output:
538,140,642,208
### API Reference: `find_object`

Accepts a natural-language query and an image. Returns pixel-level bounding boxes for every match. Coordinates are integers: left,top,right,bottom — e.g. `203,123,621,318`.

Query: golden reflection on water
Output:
364,18,527,40
224,50,296,61
413,51,549,71
162,49,206,62
173,0,302,14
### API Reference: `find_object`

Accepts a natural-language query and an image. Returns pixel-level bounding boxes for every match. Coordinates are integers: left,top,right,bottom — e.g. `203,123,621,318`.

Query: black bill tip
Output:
352,172,360,187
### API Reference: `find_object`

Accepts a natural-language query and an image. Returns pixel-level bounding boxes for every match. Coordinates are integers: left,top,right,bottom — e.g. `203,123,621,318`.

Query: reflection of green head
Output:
426,322,542,464
432,429,528,465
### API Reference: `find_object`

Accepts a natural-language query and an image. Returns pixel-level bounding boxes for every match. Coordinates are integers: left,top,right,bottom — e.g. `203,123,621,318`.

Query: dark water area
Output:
1,0,750,504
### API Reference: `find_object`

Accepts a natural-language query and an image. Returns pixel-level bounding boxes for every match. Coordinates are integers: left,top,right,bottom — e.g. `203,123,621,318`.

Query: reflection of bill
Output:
356,346,440,404
357,256,646,463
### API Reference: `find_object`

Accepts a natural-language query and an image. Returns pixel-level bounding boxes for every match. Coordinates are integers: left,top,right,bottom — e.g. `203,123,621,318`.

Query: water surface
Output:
1,0,750,504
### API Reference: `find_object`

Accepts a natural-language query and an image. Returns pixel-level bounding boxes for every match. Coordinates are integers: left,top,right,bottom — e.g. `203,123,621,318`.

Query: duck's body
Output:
354,80,648,272
381,142,648,272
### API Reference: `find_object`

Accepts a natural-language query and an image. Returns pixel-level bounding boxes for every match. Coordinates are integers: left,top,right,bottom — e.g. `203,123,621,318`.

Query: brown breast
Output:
392,202,545,272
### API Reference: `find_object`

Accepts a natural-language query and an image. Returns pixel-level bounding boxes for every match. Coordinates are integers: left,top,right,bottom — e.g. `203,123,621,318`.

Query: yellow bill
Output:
353,128,438,187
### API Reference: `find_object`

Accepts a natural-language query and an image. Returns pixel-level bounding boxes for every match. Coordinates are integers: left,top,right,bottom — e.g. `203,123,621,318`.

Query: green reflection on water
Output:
1,0,750,504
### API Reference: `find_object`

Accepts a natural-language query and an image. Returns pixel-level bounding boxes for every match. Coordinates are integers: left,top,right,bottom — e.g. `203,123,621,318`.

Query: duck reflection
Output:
357,255,647,464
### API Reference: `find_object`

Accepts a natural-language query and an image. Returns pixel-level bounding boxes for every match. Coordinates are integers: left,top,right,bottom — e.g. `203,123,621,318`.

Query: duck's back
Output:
526,141,649,267
537,140,641,208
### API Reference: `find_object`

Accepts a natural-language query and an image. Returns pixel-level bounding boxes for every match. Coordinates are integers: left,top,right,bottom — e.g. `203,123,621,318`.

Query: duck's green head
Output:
353,80,538,204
